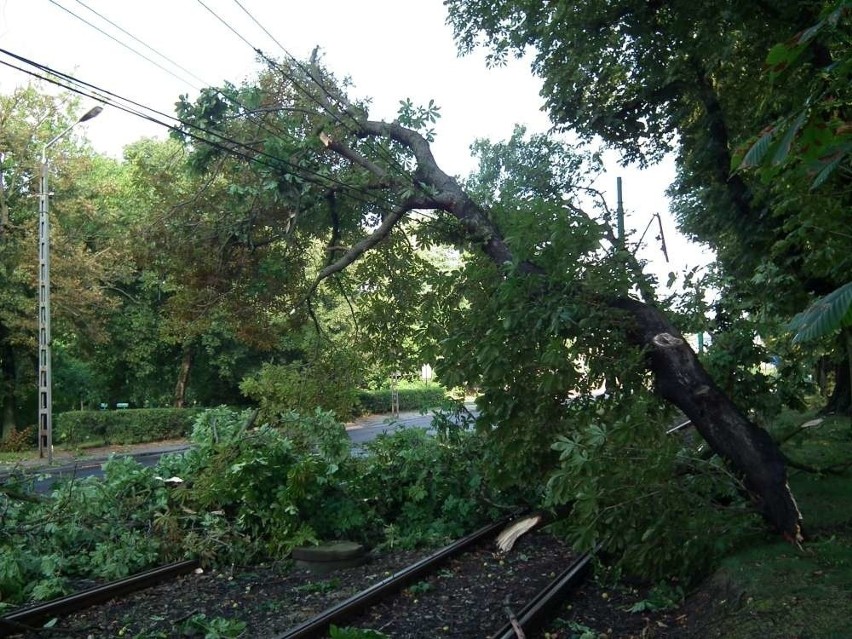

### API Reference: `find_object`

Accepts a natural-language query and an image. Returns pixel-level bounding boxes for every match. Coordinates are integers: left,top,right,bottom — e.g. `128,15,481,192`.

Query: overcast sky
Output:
0,0,711,284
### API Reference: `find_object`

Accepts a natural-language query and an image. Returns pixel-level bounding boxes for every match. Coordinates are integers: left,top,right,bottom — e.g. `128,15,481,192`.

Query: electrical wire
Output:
53,0,318,159
68,0,210,88
0,55,278,175
48,0,205,91
231,0,289,54
39,0,408,209
211,0,419,188
0,48,389,207
195,0,258,54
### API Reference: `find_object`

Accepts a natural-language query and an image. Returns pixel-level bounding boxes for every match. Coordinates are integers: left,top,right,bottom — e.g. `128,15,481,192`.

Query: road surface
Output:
1,407,473,493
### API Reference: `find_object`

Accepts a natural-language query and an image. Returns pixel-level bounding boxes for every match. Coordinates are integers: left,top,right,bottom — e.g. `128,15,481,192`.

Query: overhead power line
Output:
0,47,389,204
200,0,423,191
51,0,306,155
231,0,290,58
48,0,205,91
69,0,211,88
42,0,411,207
0,54,275,175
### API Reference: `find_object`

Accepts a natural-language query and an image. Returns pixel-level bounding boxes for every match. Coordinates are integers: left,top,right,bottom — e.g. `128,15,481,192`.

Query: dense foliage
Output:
0,407,504,606
3,0,848,591
446,0,852,414
54,408,203,446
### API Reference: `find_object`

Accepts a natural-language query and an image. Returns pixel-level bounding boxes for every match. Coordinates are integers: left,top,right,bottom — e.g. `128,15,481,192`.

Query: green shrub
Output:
54,408,203,446
187,406,350,464
2,407,510,605
159,410,366,561
240,352,362,420
356,382,448,415
0,456,168,604
352,427,503,548
544,393,760,584
0,426,36,452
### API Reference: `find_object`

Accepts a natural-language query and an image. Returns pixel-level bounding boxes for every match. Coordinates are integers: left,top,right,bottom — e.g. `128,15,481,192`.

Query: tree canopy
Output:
163,49,803,545
446,0,852,413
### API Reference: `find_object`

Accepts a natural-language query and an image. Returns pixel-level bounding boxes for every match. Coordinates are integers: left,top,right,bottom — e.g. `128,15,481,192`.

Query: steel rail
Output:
484,416,689,636
271,515,519,639
490,549,597,639
0,559,199,637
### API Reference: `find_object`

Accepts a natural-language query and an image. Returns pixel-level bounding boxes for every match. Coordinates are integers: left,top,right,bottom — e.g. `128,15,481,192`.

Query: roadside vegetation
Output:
0,403,509,608
679,410,852,638
0,383,446,458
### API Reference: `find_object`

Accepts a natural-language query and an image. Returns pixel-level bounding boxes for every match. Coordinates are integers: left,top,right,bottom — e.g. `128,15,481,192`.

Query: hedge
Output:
54,408,204,446
53,386,449,446
356,385,448,415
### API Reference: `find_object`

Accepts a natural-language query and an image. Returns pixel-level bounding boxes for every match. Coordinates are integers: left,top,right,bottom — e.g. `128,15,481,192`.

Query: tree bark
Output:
613,298,803,540
0,325,18,440
173,346,193,409
823,328,852,416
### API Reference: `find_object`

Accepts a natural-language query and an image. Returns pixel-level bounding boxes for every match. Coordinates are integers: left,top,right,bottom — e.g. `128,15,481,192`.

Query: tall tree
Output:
0,86,114,436
444,0,852,413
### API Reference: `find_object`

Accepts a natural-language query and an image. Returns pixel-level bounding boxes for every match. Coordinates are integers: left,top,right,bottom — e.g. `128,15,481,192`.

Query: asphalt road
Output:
2,408,469,493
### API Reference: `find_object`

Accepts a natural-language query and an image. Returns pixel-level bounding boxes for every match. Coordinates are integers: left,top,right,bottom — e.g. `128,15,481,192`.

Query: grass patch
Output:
685,412,852,638
0,438,122,469
0,451,30,464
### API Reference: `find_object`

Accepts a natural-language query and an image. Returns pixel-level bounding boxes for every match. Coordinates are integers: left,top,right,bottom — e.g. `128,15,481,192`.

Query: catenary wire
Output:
0,48,393,207
228,0,418,182
53,0,333,168
42,0,415,209
68,0,210,88
204,0,418,187
0,56,279,176
47,0,205,91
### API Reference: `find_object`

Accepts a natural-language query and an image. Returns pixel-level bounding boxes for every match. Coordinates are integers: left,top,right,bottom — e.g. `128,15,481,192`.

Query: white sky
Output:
0,0,712,286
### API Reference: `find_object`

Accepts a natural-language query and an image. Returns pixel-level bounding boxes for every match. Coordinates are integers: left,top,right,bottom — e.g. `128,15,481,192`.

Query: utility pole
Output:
38,106,102,463
616,177,625,251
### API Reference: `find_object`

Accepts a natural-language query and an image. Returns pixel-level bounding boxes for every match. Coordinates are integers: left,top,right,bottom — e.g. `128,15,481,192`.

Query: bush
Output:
54,408,203,446
356,382,448,415
0,426,36,452
157,408,366,561
0,456,167,604
544,393,760,584
351,427,503,548
240,356,362,421
1,407,514,605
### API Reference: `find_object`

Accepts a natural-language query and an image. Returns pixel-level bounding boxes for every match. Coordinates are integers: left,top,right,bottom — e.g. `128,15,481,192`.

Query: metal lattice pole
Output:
37,158,52,462
36,106,102,464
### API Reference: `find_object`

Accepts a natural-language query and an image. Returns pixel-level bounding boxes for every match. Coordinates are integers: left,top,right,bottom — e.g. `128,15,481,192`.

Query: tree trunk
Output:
323,115,805,541
1,327,18,440
614,298,803,541
823,328,852,416
173,346,193,409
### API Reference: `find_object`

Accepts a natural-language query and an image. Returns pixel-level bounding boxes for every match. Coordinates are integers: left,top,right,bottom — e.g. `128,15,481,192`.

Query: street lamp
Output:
38,105,103,463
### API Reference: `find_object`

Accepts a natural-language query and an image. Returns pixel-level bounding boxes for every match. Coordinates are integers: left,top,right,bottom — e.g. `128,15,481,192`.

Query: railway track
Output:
273,516,591,639
1,518,591,638
0,560,199,637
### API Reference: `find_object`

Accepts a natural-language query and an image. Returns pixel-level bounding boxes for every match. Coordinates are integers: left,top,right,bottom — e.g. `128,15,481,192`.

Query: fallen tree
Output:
173,61,803,544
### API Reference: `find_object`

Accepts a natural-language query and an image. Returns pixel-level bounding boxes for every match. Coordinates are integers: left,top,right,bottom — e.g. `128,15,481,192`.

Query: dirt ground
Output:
8,532,710,639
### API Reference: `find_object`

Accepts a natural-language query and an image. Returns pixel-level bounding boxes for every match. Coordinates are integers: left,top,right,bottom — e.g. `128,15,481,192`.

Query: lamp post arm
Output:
42,106,104,160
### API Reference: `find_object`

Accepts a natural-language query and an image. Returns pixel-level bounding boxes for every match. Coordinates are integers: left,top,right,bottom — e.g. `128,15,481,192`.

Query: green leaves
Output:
734,0,852,189
178,613,247,639
788,282,852,343
545,392,758,583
